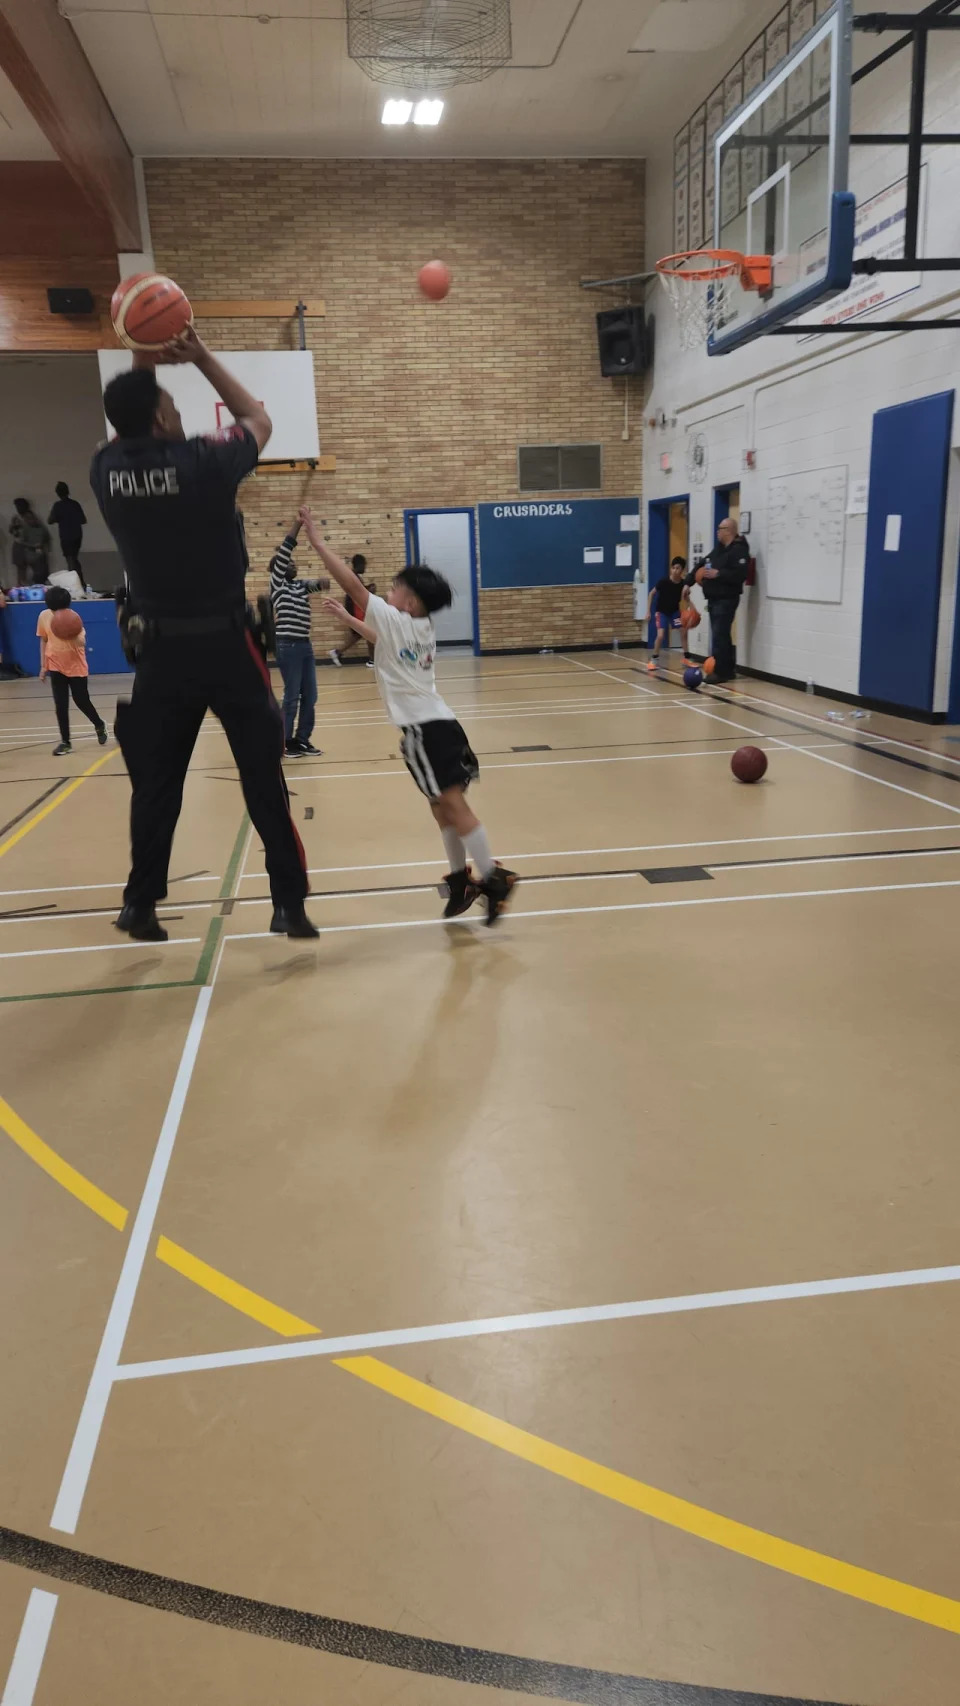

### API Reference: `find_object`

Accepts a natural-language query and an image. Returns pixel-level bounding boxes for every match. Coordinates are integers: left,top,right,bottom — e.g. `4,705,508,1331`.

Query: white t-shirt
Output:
364,593,455,727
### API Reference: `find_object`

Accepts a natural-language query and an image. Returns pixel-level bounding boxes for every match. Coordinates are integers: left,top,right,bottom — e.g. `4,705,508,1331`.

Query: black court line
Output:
0,1526,854,1706
513,744,553,752
0,778,65,840
0,902,58,919
707,842,960,873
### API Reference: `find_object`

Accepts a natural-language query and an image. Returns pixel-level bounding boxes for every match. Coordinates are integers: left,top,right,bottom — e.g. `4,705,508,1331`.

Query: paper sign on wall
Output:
620,514,640,532
847,478,869,516
884,514,902,552
615,543,632,567
583,547,604,565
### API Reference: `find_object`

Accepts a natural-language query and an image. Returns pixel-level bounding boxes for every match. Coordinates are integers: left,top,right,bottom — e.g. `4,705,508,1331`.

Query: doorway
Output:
647,494,690,585
404,507,479,651
713,483,741,537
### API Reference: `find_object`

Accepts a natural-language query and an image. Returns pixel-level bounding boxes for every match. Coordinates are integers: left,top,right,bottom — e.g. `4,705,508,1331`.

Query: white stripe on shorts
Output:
414,726,440,796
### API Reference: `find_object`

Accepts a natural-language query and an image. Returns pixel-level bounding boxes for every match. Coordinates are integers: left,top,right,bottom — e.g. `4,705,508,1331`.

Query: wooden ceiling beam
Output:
0,0,139,249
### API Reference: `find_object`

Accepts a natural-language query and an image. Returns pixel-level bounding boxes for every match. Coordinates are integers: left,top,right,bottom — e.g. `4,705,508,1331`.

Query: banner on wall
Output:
796,166,928,339
477,498,640,589
96,349,320,462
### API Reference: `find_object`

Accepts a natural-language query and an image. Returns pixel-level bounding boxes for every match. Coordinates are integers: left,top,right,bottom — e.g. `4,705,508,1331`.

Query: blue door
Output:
859,391,954,711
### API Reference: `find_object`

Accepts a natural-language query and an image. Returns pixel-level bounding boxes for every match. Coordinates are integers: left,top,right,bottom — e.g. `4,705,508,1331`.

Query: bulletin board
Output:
477,499,641,589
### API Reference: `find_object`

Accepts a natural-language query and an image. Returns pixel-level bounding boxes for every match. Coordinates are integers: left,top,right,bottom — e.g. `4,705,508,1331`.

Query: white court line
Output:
289,742,842,784
0,875,219,901
50,984,214,1534
220,875,960,946
0,1590,58,1706
0,937,201,962
115,1260,960,1384
567,656,960,822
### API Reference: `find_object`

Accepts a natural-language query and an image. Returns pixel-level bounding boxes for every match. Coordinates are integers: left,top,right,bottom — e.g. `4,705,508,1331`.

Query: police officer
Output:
91,327,316,942
689,517,750,684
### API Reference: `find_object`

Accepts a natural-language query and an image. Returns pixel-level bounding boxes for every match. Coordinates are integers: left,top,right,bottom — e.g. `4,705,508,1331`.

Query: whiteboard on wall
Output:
96,350,320,462
765,465,848,602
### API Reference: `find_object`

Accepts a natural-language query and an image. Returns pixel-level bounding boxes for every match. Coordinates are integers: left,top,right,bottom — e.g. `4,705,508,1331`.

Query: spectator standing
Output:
9,498,51,584
269,513,329,757
688,518,750,684
48,482,88,590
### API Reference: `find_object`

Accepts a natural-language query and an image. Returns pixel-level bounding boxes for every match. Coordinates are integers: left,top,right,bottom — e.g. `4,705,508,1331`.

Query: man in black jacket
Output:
689,518,750,683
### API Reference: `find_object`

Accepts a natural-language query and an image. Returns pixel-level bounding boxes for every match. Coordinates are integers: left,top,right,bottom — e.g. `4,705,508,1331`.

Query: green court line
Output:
0,812,251,1006
192,812,249,985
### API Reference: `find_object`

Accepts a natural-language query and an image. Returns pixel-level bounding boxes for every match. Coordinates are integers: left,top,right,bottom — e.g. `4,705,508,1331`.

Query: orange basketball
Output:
702,655,716,676
418,260,452,302
111,272,193,351
680,605,701,631
50,608,83,641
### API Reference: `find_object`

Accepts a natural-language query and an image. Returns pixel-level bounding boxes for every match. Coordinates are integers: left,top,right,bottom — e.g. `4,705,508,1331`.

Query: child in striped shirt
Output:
269,514,329,757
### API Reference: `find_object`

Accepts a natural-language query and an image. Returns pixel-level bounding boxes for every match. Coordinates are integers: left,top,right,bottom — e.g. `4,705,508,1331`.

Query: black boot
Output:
115,905,168,943
478,865,519,927
270,904,319,939
439,868,479,919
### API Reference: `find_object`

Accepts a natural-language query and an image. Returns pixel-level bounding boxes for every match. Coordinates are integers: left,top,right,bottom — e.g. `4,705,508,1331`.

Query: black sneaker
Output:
52,741,72,756
298,741,323,756
96,724,108,745
439,868,480,919
478,865,519,927
115,905,168,942
270,904,319,939
284,741,305,758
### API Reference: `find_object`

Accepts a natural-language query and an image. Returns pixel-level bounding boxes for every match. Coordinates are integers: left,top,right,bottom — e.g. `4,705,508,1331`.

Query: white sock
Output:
463,825,496,879
441,826,466,872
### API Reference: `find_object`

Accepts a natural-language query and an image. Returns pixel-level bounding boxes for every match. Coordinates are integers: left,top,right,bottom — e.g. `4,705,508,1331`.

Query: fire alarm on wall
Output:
660,451,673,473
743,449,757,470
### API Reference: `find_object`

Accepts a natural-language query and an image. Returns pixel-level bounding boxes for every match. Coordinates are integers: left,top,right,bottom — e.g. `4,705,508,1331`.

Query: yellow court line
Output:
156,1238,319,1337
0,1097,315,1335
0,747,117,862
337,1356,960,1638
4,1095,960,1637
0,1094,128,1231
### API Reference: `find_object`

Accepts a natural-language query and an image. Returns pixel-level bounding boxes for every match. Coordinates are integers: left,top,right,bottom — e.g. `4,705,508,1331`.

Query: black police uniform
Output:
91,424,308,916
688,534,750,681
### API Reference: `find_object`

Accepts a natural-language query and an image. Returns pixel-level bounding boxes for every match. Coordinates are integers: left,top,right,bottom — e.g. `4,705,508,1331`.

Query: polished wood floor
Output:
2,651,959,1706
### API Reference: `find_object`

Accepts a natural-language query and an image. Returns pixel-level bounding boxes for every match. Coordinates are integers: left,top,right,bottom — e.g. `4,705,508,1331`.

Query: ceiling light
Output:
381,98,414,124
413,98,444,125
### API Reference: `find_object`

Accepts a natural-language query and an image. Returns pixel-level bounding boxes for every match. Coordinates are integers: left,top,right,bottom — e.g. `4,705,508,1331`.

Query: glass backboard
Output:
709,0,855,354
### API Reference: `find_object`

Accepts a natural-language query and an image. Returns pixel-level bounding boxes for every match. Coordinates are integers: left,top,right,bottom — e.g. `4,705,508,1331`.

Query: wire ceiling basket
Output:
347,0,512,88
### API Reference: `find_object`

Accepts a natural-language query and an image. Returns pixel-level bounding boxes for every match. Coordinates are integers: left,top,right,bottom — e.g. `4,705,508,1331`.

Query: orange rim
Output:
656,250,773,293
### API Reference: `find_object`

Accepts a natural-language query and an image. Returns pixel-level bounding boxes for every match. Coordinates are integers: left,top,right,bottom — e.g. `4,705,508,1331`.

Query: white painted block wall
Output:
643,1,960,710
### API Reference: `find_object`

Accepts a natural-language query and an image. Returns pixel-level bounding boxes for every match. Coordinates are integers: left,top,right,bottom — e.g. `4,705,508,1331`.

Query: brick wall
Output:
144,157,644,653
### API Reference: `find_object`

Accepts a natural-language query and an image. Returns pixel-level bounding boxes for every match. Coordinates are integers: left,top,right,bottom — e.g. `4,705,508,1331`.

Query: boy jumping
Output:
299,508,518,925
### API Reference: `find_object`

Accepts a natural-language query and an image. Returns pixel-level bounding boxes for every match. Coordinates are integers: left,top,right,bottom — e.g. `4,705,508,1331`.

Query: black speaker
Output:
47,287,95,316
596,305,649,377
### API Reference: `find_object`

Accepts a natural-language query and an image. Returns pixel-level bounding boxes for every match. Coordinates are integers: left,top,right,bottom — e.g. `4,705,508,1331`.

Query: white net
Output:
656,255,742,352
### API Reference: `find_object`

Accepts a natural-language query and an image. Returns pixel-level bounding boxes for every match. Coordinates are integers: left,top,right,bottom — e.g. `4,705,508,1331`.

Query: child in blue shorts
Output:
646,556,689,672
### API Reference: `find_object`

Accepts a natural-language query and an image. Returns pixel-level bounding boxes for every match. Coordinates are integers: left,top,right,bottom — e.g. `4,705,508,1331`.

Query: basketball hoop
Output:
656,250,773,351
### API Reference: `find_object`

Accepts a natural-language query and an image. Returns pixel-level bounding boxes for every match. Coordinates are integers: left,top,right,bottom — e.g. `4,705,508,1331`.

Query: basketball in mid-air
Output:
418,260,452,301
50,608,83,641
731,745,768,784
111,273,193,351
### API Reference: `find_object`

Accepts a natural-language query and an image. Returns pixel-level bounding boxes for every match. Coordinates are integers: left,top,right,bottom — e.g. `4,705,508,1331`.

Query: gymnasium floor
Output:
1,649,959,1706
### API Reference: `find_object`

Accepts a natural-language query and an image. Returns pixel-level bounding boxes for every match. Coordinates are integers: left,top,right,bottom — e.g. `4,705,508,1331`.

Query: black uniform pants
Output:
115,628,307,911
707,596,740,680
49,670,104,744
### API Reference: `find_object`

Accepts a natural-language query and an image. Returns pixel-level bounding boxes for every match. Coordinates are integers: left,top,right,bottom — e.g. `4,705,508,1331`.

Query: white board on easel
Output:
765,465,848,603
96,350,320,462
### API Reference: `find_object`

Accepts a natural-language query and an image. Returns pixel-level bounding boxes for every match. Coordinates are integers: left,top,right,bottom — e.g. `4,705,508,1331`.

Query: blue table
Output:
0,601,133,677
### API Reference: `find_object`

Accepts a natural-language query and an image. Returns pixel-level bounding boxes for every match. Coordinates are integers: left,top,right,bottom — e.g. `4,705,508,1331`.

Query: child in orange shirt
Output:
37,587,108,756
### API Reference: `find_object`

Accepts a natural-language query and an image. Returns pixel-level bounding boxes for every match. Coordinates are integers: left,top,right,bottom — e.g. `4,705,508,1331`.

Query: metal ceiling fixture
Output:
347,0,512,88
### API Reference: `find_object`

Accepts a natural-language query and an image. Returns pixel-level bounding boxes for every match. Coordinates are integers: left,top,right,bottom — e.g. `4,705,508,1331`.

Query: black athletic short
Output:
401,719,480,799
